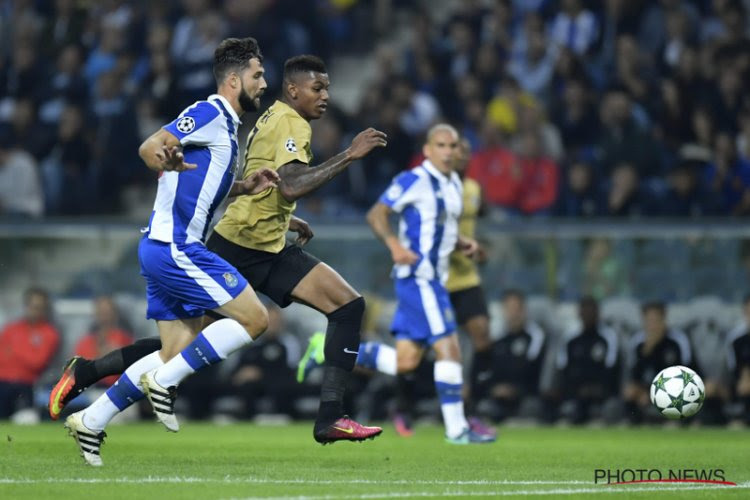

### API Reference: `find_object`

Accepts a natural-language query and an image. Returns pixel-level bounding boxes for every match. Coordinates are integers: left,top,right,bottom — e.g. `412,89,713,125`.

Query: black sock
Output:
396,373,416,419
315,366,348,430
81,337,162,387
470,350,492,401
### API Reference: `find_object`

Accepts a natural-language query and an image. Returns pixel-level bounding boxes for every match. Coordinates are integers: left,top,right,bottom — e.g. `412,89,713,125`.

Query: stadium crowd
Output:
1,0,750,217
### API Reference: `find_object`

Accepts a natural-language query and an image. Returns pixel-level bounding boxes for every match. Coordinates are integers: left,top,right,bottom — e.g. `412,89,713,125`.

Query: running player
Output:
52,54,386,445
300,124,495,443
62,37,279,466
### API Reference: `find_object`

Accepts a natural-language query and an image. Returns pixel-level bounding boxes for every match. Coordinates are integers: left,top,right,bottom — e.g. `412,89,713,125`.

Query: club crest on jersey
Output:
285,138,297,153
176,116,196,133
386,184,403,200
223,272,239,288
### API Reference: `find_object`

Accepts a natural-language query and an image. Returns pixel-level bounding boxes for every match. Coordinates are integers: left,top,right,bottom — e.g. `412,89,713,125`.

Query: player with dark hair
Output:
51,53,387,445
623,301,695,423
555,296,619,423
60,37,280,466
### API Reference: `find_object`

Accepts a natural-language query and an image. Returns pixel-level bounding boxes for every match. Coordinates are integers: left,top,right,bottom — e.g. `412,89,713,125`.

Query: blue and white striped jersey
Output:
146,94,240,245
379,160,463,282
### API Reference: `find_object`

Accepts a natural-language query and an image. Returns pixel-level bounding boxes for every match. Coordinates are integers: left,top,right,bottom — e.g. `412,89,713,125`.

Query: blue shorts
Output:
391,277,457,345
138,237,248,320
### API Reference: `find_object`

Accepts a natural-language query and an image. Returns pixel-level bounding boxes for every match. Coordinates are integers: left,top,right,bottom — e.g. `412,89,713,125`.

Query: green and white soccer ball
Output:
650,365,705,419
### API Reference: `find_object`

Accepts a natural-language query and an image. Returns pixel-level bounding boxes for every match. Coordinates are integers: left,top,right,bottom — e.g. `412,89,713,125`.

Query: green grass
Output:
0,422,748,499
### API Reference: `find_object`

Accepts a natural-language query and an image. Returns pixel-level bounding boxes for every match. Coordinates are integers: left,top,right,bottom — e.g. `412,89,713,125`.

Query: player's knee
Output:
235,304,269,338
397,351,421,373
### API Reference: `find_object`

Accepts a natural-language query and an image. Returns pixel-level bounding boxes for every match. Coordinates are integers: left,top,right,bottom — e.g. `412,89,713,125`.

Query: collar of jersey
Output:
208,94,241,125
422,159,452,182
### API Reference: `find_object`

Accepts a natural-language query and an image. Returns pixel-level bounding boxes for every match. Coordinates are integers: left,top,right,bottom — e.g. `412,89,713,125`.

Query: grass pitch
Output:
0,422,748,499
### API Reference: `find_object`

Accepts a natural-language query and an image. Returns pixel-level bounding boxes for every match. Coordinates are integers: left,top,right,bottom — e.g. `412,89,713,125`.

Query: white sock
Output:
376,344,397,376
154,318,251,388
82,352,164,431
434,360,469,438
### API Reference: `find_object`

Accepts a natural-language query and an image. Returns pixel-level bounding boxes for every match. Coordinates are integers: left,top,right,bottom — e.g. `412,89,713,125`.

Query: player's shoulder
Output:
394,168,428,189
179,99,221,119
463,176,480,192
267,101,310,131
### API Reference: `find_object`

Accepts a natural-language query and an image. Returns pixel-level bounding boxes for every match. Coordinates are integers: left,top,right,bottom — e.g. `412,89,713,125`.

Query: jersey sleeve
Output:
163,101,221,147
273,115,312,168
379,171,421,213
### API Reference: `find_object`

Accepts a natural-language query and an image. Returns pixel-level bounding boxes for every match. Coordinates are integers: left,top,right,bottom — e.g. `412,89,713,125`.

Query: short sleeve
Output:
273,116,312,167
379,171,421,213
163,101,221,147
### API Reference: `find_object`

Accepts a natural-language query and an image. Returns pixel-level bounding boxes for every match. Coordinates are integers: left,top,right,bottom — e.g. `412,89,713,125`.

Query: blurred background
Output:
1,0,750,427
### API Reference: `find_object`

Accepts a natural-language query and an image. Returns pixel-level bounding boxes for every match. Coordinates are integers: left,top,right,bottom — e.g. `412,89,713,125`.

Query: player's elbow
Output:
138,140,155,168
278,180,301,202
365,204,383,227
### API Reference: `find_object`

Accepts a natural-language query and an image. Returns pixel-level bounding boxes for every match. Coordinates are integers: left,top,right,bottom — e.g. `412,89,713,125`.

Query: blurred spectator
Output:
555,296,620,423
549,0,598,56
478,290,546,421
467,126,522,211
551,79,599,155
726,294,750,425
229,303,300,418
508,23,556,99
72,296,133,388
597,88,661,179
90,70,141,212
38,45,88,125
623,301,694,423
0,288,60,418
605,162,646,217
660,160,720,217
40,105,92,214
515,129,559,215
554,160,601,217
0,132,43,217
638,0,700,55
582,238,628,299
40,0,87,58
704,132,750,215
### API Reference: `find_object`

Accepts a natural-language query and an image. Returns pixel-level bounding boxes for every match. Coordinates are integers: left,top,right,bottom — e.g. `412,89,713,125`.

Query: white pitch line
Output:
0,477,587,486
223,482,750,500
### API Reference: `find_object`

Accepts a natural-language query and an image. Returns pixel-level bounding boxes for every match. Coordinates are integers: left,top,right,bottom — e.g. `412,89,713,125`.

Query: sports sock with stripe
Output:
355,341,397,375
434,359,469,439
153,318,252,388
82,351,164,431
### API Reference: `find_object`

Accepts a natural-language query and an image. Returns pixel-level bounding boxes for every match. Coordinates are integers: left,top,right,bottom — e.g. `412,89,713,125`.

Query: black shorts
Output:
449,285,488,325
206,231,320,308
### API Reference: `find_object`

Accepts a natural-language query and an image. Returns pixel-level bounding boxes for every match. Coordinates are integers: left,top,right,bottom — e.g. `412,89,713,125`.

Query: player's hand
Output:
475,243,488,264
347,128,387,160
242,168,280,195
457,236,478,258
289,216,314,246
390,244,419,265
155,145,198,172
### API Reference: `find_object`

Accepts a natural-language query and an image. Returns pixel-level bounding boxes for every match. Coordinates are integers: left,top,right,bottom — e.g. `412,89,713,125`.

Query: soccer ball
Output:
650,365,705,419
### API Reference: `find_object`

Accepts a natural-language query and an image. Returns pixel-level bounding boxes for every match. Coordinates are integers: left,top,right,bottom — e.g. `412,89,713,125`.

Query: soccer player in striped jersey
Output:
365,124,494,443
52,54,387,447
62,37,279,466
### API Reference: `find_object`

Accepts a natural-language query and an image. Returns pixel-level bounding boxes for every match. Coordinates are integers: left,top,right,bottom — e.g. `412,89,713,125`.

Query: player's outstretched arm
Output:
276,128,387,202
139,129,197,172
366,201,418,265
